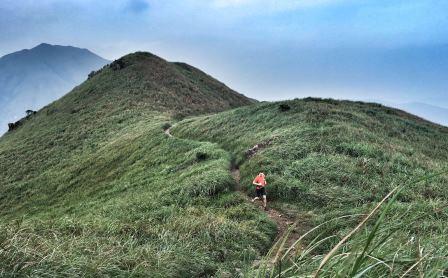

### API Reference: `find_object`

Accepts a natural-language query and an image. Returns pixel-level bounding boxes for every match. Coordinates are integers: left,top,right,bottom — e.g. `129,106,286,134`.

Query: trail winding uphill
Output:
164,125,303,261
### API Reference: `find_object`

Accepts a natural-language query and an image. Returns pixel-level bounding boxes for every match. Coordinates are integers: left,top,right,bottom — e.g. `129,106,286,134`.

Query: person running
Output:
252,172,268,210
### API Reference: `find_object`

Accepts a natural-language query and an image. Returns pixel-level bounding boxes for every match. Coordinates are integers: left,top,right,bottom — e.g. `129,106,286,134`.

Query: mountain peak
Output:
32,43,66,52
68,51,254,117
118,51,167,65
35,42,53,48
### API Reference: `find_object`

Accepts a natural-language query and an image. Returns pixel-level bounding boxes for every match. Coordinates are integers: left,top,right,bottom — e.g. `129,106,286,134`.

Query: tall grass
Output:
2,84,448,276
0,52,264,277
250,171,448,277
174,98,448,277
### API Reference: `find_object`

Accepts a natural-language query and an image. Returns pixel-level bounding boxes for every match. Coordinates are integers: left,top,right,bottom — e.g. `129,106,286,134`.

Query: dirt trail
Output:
231,167,303,259
164,127,173,137
165,126,303,260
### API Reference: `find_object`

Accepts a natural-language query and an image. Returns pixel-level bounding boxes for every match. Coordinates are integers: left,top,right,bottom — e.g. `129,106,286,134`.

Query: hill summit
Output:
69,51,254,117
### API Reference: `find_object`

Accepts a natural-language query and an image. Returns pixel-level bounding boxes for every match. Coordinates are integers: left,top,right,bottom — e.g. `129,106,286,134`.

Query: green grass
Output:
251,173,448,277
0,53,271,277
1,51,447,276
0,126,274,276
173,98,448,277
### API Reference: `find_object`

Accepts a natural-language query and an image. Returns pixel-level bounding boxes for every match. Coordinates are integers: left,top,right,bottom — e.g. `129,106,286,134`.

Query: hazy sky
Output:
1,0,447,104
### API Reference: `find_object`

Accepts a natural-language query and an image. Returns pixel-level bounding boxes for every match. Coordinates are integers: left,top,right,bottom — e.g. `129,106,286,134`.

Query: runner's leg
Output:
253,188,262,202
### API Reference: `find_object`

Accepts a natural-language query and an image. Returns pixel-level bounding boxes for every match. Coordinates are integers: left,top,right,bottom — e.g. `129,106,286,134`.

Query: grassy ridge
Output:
0,53,272,276
2,49,448,276
0,52,251,218
0,120,274,276
173,98,448,276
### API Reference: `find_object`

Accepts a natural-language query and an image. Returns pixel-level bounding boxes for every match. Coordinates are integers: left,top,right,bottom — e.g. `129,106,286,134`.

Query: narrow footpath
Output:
165,126,303,260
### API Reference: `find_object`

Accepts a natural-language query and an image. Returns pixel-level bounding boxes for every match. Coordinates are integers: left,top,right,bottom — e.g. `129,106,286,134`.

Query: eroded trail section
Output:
165,126,303,259
164,127,173,137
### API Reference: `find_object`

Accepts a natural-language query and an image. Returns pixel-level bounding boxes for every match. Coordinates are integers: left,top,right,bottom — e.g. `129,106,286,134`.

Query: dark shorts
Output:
256,187,266,198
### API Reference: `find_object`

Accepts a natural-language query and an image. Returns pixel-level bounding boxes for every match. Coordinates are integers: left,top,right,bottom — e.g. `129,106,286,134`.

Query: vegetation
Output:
0,52,269,277
173,98,448,276
1,51,447,276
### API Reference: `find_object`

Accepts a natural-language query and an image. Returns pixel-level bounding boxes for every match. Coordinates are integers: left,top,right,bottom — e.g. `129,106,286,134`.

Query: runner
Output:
252,172,268,210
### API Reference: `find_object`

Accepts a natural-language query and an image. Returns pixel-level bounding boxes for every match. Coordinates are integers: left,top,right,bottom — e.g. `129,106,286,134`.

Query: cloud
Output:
212,0,346,9
213,0,250,7
125,0,150,14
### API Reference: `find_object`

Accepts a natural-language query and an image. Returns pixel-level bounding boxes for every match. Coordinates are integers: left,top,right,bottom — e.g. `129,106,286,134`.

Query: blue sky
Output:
1,0,447,104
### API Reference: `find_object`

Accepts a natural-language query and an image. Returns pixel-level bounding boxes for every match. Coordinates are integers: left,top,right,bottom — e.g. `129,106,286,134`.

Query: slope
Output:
172,98,448,276
0,43,109,134
0,52,264,277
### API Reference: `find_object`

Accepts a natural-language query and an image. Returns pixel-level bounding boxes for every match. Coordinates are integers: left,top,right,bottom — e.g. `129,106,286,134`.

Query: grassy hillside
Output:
2,50,448,276
0,52,268,277
173,98,448,276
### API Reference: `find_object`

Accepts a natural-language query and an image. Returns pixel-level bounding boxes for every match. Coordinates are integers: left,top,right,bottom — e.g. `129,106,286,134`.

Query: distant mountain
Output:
368,99,448,127
398,102,448,126
0,43,109,134
227,44,448,106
